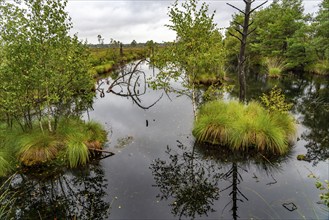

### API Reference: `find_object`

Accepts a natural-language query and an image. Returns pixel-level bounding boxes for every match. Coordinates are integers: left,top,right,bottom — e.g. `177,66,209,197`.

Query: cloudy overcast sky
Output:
66,0,321,44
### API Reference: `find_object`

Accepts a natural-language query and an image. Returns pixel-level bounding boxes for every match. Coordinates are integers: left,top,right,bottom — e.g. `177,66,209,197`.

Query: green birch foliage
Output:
0,0,94,130
151,0,226,92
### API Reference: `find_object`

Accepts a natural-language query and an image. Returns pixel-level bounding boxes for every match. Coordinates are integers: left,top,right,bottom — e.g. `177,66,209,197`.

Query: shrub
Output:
260,86,293,113
308,173,329,208
193,100,296,155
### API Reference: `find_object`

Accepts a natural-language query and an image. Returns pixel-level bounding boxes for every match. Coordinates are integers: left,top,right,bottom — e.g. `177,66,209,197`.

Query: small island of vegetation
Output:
193,98,296,155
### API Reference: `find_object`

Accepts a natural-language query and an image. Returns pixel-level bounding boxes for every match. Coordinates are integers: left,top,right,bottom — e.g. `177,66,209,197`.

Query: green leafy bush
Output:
260,86,293,113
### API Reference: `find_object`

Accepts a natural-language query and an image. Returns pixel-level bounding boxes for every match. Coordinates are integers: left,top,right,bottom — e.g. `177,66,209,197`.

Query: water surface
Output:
6,61,329,219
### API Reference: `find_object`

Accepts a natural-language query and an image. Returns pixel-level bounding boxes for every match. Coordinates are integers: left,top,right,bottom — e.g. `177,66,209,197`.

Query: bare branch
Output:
234,27,244,37
249,0,268,15
247,20,254,28
247,27,257,36
228,31,242,42
233,21,243,28
237,187,249,201
226,3,245,15
89,148,114,155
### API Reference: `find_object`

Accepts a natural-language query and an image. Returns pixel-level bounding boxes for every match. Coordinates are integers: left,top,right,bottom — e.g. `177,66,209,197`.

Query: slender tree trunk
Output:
237,1,252,103
45,81,53,132
120,43,123,57
227,0,268,102
39,120,44,134
191,86,198,119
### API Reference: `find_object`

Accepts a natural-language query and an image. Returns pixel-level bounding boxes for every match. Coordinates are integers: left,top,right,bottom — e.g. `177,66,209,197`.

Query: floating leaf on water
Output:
315,181,322,189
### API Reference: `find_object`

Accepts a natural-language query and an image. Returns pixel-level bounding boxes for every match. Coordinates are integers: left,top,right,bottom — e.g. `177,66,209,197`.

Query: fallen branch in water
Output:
89,148,115,155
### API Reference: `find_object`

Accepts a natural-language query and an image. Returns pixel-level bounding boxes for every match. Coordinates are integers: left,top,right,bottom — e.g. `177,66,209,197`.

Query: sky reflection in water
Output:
5,61,328,219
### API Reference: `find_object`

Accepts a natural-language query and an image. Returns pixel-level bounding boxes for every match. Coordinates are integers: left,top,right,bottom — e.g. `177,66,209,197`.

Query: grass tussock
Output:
18,132,62,166
92,62,114,75
309,60,329,76
85,121,108,143
0,126,23,175
0,151,11,177
65,134,89,168
265,57,285,78
193,101,296,155
0,118,107,171
57,118,107,167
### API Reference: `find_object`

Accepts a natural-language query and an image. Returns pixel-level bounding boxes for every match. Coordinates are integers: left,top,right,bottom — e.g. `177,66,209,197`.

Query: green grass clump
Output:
268,67,282,78
194,72,221,86
265,57,285,78
0,125,23,173
310,60,329,76
193,100,296,155
92,62,114,75
18,132,62,166
0,118,107,172
84,121,107,143
65,134,89,168
57,118,107,167
0,151,11,177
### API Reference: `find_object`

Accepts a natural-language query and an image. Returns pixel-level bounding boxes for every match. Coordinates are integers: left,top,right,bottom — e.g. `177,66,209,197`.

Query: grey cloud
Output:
67,0,321,44
68,0,174,43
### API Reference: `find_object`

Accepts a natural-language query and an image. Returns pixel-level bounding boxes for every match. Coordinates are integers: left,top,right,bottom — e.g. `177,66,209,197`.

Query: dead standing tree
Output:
227,0,268,102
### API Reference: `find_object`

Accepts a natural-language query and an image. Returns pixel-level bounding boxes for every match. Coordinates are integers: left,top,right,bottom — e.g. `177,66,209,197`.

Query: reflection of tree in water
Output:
197,143,292,220
150,142,223,219
151,141,291,219
290,76,329,165
7,161,110,219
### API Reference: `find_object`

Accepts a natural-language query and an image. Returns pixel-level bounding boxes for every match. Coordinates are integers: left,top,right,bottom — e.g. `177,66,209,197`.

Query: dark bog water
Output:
5,61,329,219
